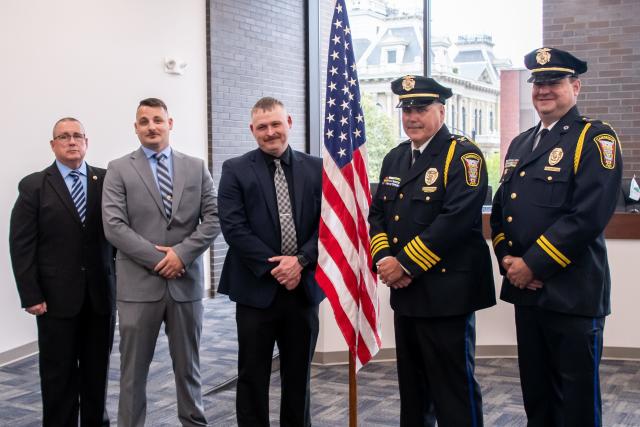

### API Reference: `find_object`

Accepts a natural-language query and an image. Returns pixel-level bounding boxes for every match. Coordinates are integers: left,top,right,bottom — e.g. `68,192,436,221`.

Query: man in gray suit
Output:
102,98,220,426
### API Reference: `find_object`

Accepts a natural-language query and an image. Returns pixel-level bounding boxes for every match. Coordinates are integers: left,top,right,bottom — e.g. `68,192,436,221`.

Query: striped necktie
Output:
273,159,297,255
155,153,173,218
69,170,86,223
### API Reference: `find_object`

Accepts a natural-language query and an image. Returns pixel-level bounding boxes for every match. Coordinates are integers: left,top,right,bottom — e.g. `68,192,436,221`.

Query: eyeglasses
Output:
54,133,86,142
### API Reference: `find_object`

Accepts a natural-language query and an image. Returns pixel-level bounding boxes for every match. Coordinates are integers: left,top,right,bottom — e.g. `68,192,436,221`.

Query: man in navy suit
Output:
218,97,324,427
10,117,115,426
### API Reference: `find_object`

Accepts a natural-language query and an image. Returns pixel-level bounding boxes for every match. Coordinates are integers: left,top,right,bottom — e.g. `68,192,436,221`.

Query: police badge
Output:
536,48,551,65
424,168,439,185
548,148,563,166
402,75,416,92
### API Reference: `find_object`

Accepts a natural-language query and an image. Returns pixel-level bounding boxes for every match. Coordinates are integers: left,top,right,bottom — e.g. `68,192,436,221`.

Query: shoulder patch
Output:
593,134,617,169
460,153,482,187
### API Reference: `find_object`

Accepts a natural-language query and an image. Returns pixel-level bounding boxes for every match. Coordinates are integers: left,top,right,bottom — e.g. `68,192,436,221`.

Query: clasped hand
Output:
269,255,302,290
154,245,185,279
377,257,412,289
502,255,543,291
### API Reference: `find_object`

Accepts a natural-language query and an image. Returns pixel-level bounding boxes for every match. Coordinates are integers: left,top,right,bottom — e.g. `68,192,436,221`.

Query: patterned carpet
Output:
1,296,639,426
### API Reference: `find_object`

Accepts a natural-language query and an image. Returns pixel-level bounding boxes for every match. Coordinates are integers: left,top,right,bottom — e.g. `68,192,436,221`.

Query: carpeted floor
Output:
1,296,639,426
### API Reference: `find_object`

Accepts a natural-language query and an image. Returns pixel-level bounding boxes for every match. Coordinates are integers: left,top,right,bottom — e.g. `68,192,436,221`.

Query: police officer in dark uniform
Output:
369,75,496,427
491,48,623,426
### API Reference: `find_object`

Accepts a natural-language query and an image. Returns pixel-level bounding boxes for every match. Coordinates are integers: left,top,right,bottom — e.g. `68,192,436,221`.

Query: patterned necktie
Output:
69,170,86,223
155,153,173,218
273,159,297,255
411,149,421,166
533,128,549,151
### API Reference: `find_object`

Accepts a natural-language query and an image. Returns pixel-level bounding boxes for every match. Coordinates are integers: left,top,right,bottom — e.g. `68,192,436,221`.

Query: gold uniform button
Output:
510,193,517,199
508,241,513,247
392,237,398,244
383,196,387,201
507,216,513,223
547,176,553,181
441,268,446,273
519,171,526,177
394,215,400,221
399,193,404,199
425,196,431,201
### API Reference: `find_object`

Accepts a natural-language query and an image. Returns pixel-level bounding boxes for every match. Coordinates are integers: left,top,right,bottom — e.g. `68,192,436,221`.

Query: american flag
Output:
315,0,381,371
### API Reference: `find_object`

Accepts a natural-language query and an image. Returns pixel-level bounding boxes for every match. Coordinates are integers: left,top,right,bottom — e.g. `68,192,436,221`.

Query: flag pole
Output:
349,350,357,427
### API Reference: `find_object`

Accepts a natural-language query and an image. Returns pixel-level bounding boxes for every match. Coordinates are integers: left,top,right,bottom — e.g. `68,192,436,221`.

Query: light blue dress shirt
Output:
56,160,88,197
141,145,173,193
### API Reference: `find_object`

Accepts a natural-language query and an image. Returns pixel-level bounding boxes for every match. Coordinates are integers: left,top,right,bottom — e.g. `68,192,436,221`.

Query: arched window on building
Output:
452,104,457,131
462,107,466,133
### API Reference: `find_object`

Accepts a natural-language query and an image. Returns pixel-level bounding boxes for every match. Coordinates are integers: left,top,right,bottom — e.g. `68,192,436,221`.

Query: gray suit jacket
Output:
102,147,220,302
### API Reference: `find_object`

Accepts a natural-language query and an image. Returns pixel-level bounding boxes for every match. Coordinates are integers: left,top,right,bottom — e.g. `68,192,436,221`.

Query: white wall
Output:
0,0,208,354
317,238,640,353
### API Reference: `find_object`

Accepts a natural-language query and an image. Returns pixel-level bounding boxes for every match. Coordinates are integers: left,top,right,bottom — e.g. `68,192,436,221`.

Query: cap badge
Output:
548,148,563,166
402,75,416,92
536,48,552,65
424,168,439,185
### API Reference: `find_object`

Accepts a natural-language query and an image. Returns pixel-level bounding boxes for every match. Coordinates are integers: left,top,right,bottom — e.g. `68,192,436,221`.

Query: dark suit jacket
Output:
10,162,115,318
218,148,325,309
491,106,622,317
369,125,496,317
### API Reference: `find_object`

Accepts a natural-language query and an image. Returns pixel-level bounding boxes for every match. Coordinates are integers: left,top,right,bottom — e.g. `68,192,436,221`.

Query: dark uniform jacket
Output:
9,163,116,317
491,106,622,317
369,125,495,317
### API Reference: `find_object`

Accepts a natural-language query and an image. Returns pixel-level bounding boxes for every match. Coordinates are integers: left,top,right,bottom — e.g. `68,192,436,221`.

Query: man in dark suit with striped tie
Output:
9,117,116,426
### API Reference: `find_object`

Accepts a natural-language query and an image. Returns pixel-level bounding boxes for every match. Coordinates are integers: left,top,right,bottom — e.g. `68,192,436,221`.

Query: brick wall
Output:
544,0,640,178
208,0,307,291
500,70,521,170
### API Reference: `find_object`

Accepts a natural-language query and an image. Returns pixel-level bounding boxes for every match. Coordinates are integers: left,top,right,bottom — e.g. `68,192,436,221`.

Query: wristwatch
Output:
296,253,310,268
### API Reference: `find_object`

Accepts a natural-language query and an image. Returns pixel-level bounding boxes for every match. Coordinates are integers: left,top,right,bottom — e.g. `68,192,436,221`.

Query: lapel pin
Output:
92,175,98,180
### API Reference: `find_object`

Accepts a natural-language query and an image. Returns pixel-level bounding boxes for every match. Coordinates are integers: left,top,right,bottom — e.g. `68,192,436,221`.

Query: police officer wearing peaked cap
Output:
491,48,622,426
369,75,495,427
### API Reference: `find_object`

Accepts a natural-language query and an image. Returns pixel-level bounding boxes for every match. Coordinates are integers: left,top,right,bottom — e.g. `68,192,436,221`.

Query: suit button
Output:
547,176,553,181
392,237,398,244
507,216,513,223
441,268,446,273
394,215,400,221
167,225,172,230
80,267,86,272
399,193,404,199
383,196,387,201
510,193,517,199
425,196,431,201
519,171,526,177
508,241,513,247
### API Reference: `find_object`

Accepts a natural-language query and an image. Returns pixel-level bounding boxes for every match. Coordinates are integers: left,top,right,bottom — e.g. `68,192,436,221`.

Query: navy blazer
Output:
491,106,622,317
368,125,495,317
218,148,325,308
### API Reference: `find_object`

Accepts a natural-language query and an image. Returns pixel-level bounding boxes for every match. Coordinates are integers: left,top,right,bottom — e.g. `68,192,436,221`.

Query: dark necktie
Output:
155,153,173,218
273,159,297,255
411,149,421,166
69,170,86,223
533,128,549,151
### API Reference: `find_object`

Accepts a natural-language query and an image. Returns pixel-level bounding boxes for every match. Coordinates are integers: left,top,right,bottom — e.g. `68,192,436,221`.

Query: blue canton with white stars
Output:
324,0,367,169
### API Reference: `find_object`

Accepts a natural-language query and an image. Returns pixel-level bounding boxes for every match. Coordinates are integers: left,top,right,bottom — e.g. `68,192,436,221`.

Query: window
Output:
387,50,397,64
